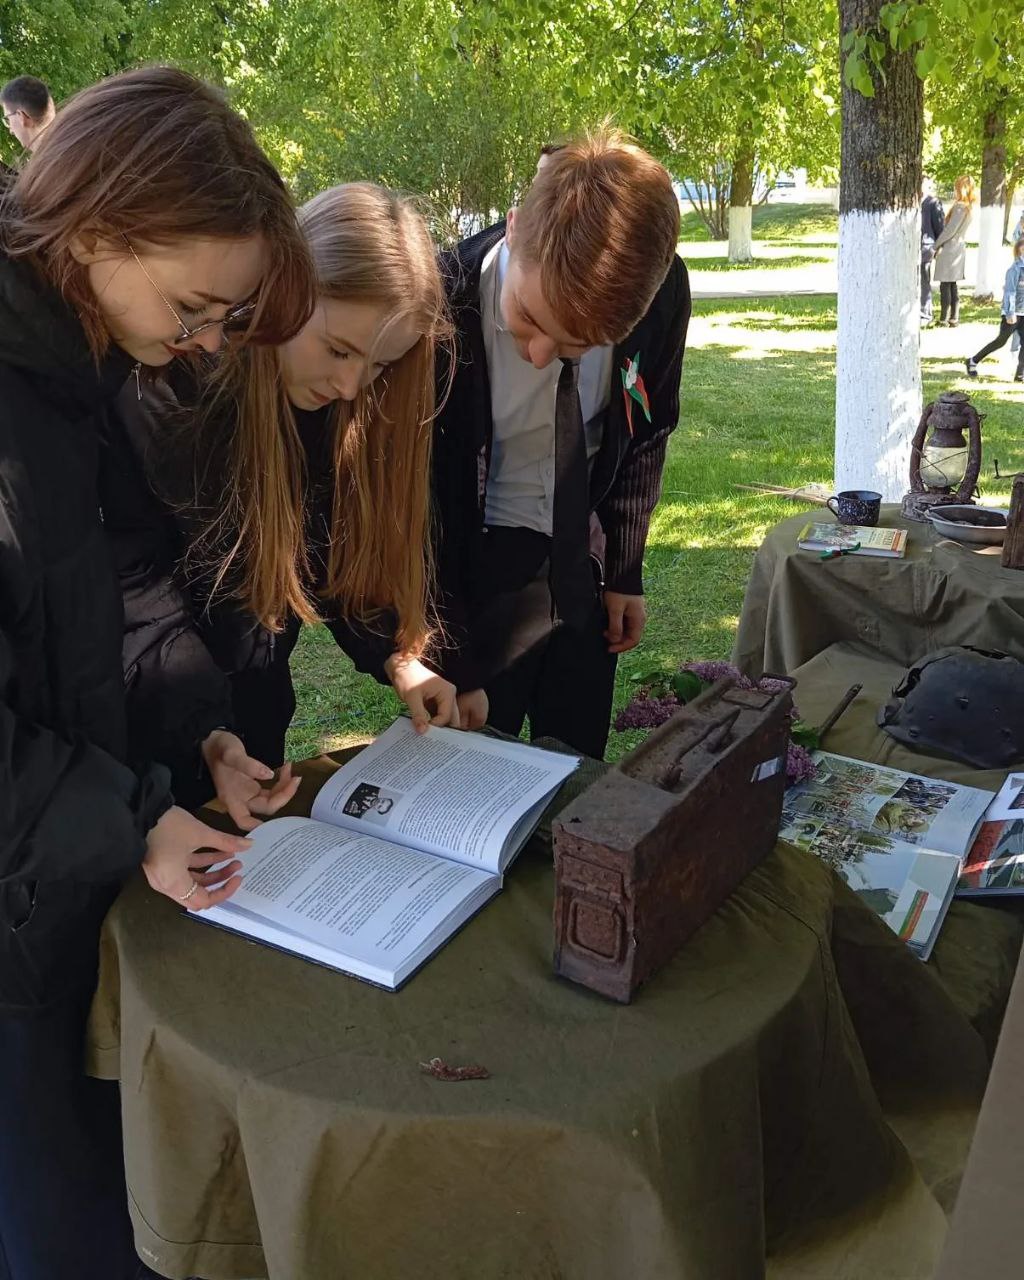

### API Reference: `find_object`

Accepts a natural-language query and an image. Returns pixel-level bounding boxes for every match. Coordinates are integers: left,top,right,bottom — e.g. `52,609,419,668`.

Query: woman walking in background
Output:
965,237,1024,382
933,174,977,326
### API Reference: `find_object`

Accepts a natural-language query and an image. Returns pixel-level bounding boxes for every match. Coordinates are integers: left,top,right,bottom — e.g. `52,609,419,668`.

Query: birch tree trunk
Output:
975,102,1007,302
835,0,923,501
728,146,755,263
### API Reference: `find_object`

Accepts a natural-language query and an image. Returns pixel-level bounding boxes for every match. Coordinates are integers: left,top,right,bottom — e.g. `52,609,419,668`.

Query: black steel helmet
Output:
878,646,1024,769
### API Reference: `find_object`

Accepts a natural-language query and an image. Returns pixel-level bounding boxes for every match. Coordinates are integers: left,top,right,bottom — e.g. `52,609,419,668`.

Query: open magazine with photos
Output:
957,819,1024,897
193,719,579,990
780,751,994,959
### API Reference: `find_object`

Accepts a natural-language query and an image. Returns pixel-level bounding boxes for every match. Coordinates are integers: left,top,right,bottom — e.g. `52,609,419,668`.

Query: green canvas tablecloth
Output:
731,505,1024,680
87,682,1023,1280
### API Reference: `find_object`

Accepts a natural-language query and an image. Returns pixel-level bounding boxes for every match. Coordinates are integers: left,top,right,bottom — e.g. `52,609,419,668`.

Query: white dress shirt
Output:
479,239,613,535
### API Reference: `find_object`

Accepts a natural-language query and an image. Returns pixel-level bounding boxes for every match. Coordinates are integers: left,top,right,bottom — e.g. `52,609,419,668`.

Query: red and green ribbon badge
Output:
621,353,651,435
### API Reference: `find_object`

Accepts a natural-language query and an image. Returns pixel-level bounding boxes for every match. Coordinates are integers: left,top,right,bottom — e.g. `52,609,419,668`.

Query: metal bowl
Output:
927,505,1009,545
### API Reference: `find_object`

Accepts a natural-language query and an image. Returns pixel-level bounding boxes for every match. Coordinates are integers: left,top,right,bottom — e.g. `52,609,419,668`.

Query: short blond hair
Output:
514,125,679,346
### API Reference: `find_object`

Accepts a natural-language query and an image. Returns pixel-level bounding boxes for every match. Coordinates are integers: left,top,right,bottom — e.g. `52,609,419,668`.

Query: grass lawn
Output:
679,201,838,245
286,268,1024,763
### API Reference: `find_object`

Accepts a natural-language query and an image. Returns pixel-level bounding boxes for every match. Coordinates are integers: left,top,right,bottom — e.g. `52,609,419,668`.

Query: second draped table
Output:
731,505,1024,679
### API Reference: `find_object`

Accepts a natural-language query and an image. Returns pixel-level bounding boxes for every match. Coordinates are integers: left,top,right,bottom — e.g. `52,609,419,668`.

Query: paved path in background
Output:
681,240,837,299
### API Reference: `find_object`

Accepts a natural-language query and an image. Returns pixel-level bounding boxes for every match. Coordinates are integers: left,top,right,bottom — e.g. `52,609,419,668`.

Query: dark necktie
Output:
550,358,594,627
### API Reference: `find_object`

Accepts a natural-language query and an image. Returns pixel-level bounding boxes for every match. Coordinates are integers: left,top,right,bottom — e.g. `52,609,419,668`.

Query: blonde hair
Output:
954,175,977,207
200,184,451,655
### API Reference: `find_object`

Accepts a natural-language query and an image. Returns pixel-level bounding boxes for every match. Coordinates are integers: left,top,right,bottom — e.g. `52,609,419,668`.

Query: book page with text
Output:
311,719,578,873
200,816,497,986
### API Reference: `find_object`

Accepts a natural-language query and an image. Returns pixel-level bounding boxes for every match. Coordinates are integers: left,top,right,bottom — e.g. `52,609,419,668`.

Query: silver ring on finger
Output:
177,879,200,903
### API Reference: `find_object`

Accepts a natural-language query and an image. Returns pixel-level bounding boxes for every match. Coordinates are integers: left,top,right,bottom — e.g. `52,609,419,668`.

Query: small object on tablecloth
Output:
1001,473,1024,569
419,1057,490,1082
815,683,863,743
827,490,882,526
929,504,1007,547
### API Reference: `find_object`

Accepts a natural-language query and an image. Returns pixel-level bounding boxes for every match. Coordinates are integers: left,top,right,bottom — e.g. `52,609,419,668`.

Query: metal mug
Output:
826,490,882,527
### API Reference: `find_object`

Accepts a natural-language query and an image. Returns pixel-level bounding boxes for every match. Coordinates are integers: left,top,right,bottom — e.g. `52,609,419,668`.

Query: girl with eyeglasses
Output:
112,182,458,832
0,66,314,1279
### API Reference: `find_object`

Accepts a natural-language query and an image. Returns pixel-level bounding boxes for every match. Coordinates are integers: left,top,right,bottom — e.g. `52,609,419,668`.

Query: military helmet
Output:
878,646,1024,769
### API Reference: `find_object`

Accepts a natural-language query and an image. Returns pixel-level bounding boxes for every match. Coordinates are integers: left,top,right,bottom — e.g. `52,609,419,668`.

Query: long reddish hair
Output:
0,65,314,355
953,175,977,208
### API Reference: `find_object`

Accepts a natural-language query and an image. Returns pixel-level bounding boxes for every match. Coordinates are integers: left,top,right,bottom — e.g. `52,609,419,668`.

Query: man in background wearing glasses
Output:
1,76,56,155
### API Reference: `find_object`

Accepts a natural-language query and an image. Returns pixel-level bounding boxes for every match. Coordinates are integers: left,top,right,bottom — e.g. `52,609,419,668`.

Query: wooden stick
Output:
732,483,830,504
816,684,863,744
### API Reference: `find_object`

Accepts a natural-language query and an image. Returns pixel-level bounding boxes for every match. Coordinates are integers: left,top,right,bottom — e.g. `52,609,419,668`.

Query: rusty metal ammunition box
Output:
552,677,794,1002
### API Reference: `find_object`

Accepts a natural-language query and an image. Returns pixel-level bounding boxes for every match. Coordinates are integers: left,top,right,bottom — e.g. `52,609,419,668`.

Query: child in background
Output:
966,237,1024,382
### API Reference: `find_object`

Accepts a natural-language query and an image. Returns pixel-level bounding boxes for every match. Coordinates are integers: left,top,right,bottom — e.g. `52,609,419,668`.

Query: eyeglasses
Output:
122,237,257,342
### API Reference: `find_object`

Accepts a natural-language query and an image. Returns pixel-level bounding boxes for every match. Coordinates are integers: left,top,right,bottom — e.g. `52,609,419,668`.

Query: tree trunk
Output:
975,100,1007,302
835,0,923,502
1004,177,1016,244
728,145,755,263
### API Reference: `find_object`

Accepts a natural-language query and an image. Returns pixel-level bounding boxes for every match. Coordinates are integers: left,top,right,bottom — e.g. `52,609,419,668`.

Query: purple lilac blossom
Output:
681,660,755,690
613,696,680,732
757,677,792,696
785,743,816,785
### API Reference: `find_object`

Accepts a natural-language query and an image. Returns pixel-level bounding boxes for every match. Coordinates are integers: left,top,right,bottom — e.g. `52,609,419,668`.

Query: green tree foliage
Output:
842,0,1022,93
598,0,841,239
3,0,846,239
128,0,581,240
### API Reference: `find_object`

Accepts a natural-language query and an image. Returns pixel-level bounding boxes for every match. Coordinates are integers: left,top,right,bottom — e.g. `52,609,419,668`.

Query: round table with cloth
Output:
731,505,1024,680
87,718,1023,1280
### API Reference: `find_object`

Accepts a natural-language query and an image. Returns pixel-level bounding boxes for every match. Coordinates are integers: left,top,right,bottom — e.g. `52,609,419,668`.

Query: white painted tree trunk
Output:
975,203,1004,300
835,208,921,501
728,206,753,262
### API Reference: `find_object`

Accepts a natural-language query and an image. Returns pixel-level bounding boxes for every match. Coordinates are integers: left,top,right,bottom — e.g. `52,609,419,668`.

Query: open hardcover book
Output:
194,719,579,989
780,751,993,959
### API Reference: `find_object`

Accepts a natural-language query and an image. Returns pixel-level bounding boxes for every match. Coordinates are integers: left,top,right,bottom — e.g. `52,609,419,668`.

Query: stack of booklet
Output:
781,751,993,959
194,719,578,989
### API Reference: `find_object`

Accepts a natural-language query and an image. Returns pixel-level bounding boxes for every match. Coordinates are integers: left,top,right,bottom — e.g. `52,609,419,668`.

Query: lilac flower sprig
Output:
615,659,818,786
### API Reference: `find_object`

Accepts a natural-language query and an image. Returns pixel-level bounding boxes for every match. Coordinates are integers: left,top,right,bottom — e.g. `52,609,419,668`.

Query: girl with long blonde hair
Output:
934,174,977,326
119,182,456,830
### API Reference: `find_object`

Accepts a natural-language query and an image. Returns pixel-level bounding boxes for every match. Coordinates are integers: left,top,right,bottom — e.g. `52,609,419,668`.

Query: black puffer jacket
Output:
0,250,172,1011
112,369,395,785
